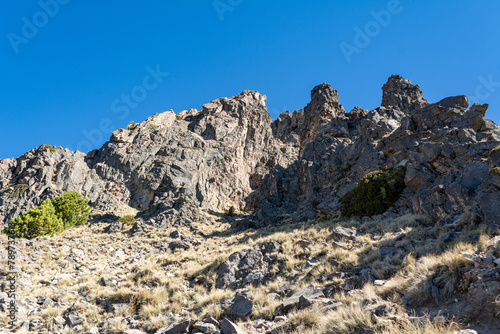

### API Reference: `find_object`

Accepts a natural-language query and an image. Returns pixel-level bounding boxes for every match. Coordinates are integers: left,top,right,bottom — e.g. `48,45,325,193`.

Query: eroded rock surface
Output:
1,75,499,227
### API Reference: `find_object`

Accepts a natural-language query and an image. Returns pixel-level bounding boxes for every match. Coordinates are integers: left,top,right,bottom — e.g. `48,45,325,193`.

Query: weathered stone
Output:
155,319,194,334
53,316,65,326
332,227,360,241
65,313,83,327
108,303,131,314
105,221,124,233
219,318,248,334
202,317,220,328
281,285,325,312
260,241,281,254
193,321,218,333
381,74,428,111
230,295,253,318
169,240,191,250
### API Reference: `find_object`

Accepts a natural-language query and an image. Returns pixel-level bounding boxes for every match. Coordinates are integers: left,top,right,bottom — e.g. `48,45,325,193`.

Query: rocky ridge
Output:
1,75,499,229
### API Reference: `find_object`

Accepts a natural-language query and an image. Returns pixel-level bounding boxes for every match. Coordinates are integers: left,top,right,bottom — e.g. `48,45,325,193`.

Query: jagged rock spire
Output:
382,75,428,112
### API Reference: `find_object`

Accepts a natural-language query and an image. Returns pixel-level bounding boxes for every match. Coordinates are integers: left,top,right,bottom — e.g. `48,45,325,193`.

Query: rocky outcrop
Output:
252,76,500,227
1,75,499,228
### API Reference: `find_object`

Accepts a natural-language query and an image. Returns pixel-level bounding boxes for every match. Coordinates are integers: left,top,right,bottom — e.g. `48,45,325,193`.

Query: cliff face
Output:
1,75,499,227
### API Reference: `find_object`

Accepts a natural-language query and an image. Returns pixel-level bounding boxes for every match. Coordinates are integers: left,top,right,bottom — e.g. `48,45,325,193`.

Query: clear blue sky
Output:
1,0,499,159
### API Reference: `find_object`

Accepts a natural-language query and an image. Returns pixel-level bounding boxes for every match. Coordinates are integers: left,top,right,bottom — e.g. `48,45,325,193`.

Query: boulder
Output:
155,319,194,334
230,295,253,318
281,285,325,312
220,319,247,334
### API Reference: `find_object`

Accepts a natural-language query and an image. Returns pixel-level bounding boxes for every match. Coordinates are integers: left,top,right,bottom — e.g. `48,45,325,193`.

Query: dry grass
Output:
0,211,493,333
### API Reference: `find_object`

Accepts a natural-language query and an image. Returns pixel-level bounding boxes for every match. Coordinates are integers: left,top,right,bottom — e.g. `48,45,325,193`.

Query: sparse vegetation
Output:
493,167,500,175
118,215,136,225
148,124,158,130
0,212,494,333
39,144,56,153
3,199,63,239
226,206,234,216
3,191,89,238
490,145,500,155
176,115,183,120
128,121,139,130
340,166,406,217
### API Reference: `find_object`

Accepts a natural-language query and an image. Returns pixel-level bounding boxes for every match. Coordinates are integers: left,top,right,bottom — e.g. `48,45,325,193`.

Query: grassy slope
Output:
0,213,497,333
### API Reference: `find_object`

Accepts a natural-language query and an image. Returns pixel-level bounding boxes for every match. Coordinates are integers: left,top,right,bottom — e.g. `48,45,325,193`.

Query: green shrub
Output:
176,115,183,120
148,124,158,130
3,191,90,239
52,191,91,228
118,215,136,225
493,167,500,175
340,166,406,217
39,144,56,153
226,206,234,217
128,121,139,131
3,200,64,239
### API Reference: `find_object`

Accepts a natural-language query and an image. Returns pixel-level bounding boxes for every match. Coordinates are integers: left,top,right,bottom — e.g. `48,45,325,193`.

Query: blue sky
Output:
1,0,499,159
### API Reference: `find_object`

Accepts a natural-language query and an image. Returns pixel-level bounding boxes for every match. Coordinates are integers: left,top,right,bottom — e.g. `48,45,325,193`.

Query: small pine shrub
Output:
493,167,500,175
3,191,90,239
226,206,234,217
118,215,136,225
52,191,91,228
340,166,406,217
176,115,183,120
148,124,158,130
3,200,64,239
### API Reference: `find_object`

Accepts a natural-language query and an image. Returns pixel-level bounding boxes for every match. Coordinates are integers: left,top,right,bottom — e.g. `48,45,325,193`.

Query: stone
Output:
278,282,300,295
54,316,66,326
437,95,469,109
260,241,281,254
297,295,314,310
170,230,181,238
202,317,220,327
108,303,131,314
155,319,194,334
381,74,428,111
101,276,117,287
105,221,124,233
332,227,360,241
169,240,191,250
219,318,248,334
359,268,375,288
124,330,148,334
216,248,269,289
230,295,253,318
65,313,83,327
193,321,218,333
281,285,325,312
